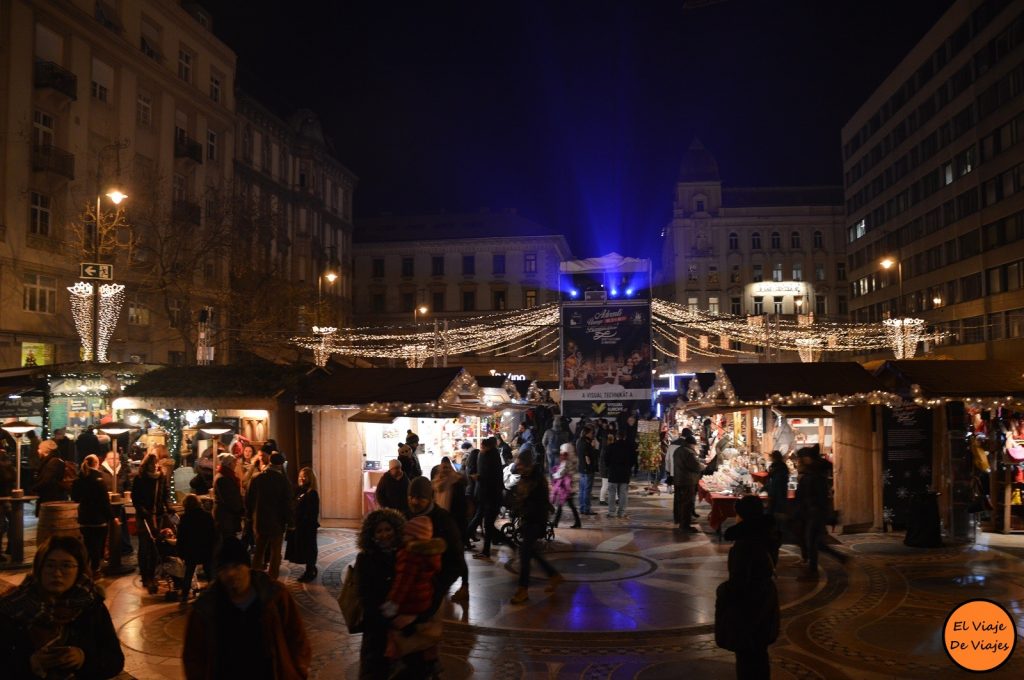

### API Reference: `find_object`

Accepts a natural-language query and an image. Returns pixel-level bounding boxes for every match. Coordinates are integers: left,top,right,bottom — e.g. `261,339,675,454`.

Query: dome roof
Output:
678,138,720,183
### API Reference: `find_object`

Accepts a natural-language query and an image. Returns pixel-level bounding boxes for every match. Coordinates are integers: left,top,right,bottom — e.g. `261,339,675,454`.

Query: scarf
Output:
0,576,102,649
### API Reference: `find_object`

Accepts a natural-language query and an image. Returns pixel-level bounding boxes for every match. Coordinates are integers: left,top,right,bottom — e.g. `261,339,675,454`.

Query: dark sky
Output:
199,0,955,258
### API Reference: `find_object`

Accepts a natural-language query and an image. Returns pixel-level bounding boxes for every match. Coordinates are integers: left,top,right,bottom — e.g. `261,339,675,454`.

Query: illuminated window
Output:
792,263,803,281
524,289,537,308
772,263,783,282
753,296,764,315
688,297,699,312
708,297,719,314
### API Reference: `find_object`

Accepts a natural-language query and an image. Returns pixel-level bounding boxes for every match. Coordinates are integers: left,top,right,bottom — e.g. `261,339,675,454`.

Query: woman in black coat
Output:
70,455,113,575
285,467,320,582
131,452,168,594
212,456,244,539
175,494,216,604
355,508,405,680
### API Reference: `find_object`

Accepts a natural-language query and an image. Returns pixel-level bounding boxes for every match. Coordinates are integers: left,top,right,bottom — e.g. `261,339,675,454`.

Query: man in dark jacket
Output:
407,475,468,603
375,458,409,513
576,426,598,515
31,439,67,514
673,429,704,533
468,437,504,560
74,426,102,464
495,432,513,466
604,431,636,519
245,452,294,580
795,447,846,576
52,428,74,462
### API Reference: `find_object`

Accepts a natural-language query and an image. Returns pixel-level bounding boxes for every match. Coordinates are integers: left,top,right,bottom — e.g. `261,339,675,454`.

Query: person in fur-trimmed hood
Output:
381,515,446,663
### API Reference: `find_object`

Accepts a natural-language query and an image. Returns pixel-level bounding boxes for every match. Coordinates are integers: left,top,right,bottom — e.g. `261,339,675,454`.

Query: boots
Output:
510,587,529,604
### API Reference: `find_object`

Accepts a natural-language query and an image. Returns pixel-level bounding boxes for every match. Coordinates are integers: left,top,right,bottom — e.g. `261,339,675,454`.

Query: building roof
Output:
677,138,720,183
354,212,561,244
873,360,1024,399
722,186,844,208
718,362,882,402
122,364,311,399
297,367,469,406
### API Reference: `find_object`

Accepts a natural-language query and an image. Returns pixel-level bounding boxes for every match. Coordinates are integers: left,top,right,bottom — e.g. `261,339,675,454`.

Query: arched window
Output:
813,230,824,248
728,232,739,250
751,232,762,249
791,231,801,248
770,232,781,249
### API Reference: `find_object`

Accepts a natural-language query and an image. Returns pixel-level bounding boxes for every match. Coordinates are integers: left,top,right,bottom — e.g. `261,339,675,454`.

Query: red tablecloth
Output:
697,481,793,532
363,489,379,515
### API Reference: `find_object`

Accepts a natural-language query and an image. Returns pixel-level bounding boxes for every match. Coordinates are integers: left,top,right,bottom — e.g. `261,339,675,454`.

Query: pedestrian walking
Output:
70,455,112,575
246,452,294,581
509,448,561,604
356,508,405,679
132,452,169,594
576,426,598,515
550,443,581,529
604,431,635,519
469,437,504,561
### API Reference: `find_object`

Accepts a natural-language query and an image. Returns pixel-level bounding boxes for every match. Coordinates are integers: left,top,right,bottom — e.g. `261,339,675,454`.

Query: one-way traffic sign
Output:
80,262,113,280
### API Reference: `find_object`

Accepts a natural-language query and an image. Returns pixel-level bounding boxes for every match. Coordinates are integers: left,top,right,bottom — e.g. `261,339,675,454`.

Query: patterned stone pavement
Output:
3,485,1024,678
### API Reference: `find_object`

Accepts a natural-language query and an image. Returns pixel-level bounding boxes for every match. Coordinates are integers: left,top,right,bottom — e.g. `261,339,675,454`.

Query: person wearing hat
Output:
673,428,704,534
245,452,294,581
376,459,410,514
406,475,468,603
31,439,68,513
183,537,310,679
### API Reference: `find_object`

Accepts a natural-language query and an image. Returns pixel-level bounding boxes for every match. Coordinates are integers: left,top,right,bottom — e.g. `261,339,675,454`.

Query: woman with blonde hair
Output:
286,467,320,582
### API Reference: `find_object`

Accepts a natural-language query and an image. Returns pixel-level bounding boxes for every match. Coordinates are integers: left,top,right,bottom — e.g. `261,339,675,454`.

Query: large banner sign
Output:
561,302,652,418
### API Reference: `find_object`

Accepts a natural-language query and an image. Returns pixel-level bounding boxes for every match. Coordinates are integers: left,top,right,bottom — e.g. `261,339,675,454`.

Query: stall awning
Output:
874,360,1024,400
347,410,397,424
687,404,745,417
772,405,833,419
714,362,885,403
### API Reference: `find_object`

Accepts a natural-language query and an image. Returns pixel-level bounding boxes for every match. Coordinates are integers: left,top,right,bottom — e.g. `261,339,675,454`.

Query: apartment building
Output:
661,139,847,363
0,0,236,367
352,211,573,378
843,0,1024,359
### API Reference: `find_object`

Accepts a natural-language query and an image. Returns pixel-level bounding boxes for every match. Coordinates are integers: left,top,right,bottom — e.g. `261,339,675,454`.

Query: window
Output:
708,296,719,314
23,273,56,313
462,255,475,275
127,295,150,325
687,264,698,281
206,130,217,161
773,296,784,315
140,19,161,60
752,264,763,282
493,253,505,274
696,199,705,212
172,174,186,202
209,74,221,103
770,232,781,249
792,263,803,281
524,289,537,308
989,313,1005,341
837,295,848,315
178,47,193,83
431,256,444,276
30,192,51,236
400,292,414,312
401,257,414,277
730,297,741,315
836,262,846,281
751,232,762,249
524,253,537,274
730,264,741,283
493,290,507,310
815,263,826,281
33,110,54,147
813,231,824,248
168,298,183,326
708,265,719,285
371,259,385,278
791,231,801,248
728,232,739,250
772,263,783,282
371,293,385,313
753,296,764,315
463,291,476,311
136,90,152,127
91,57,112,102
815,295,826,315
432,291,444,312
688,297,699,312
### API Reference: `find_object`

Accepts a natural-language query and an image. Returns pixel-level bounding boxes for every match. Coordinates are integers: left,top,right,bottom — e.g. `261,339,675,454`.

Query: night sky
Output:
199,0,955,258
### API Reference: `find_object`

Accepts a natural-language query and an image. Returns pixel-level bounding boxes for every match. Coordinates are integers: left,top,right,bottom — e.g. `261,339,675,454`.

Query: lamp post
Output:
1,420,37,495
91,188,126,361
880,256,903,318
99,420,136,460
317,270,338,327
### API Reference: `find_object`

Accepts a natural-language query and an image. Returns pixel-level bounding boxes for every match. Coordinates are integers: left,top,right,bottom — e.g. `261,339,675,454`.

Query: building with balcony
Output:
843,0,1024,360
660,139,848,366
352,211,573,379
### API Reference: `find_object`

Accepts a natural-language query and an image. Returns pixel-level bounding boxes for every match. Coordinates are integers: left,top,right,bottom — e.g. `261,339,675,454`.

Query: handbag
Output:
392,615,444,657
337,563,364,633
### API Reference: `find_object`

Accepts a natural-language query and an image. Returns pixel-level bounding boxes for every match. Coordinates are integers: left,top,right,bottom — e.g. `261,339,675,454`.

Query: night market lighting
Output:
68,281,125,362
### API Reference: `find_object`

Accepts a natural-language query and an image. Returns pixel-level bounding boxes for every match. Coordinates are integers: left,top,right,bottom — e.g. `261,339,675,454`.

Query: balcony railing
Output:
32,144,75,180
172,200,201,225
34,60,78,100
174,135,203,164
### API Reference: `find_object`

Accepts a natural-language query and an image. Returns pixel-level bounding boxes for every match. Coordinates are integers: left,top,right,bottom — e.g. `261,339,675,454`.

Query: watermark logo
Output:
943,599,1016,672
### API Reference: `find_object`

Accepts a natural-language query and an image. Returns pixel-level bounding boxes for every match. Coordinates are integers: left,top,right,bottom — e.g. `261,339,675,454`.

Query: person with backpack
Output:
30,439,70,516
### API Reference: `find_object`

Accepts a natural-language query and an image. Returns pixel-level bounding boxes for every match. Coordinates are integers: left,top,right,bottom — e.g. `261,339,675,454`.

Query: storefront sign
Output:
749,281,808,295
561,302,652,417
883,404,933,530
21,342,54,367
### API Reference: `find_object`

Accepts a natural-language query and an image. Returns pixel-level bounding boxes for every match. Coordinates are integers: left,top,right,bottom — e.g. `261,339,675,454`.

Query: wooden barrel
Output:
37,501,82,548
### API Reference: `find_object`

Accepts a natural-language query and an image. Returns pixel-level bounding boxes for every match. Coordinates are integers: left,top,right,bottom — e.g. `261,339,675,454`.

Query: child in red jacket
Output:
381,515,446,661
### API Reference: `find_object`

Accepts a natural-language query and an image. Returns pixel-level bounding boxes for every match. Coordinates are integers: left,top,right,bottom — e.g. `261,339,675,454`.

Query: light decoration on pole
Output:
68,281,126,361
311,326,337,368
796,338,822,363
883,318,925,359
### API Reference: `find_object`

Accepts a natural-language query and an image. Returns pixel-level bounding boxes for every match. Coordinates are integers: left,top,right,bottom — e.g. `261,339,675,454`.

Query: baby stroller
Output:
143,514,187,601
499,488,556,548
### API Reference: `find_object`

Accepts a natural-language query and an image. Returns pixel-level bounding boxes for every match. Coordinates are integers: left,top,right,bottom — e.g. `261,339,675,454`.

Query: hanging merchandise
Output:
636,420,662,472
1011,488,1022,506
1006,434,1024,462
1015,465,1024,484
971,436,992,474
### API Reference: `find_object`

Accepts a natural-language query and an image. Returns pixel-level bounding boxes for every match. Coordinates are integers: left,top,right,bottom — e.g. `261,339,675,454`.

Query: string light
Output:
68,282,94,360
67,282,125,362
883,318,925,359
97,283,125,362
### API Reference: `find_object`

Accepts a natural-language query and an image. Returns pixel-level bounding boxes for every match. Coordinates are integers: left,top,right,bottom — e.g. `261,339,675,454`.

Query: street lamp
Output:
933,296,943,308
99,420,136,460
1,420,38,566
413,304,428,324
90,188,127,361
317,269,338,327
879,256,903,317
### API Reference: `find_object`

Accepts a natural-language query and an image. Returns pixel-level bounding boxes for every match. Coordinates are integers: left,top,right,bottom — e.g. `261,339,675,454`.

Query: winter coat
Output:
131,471,168,518
542,426,570,459
183,570,310,680
604,440,636,484
549,456,578,506
31,454,67,504
716,519,780,651
246,466,294,537
408,503,465,596
796,465,830,521
98,458,130,494
375,472,410,513
463,448,480,498
386,537,445,615
673,440,704,487
285,487,320,566
75,430,103,460
475,447,504,504
213,472,244,535
71,469,113,527
576,437,599,475
398,452,421,480
176,506,216,565
766,462,791,514
513,469,552,528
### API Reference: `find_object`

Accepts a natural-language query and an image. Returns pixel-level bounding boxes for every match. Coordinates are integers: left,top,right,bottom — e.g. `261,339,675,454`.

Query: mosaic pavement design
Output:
2,483,1024,678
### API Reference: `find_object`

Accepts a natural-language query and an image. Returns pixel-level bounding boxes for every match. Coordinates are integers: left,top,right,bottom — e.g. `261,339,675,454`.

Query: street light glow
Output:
879,257,895,270
324,272,338,283
105,189,127,204
418,305,428,314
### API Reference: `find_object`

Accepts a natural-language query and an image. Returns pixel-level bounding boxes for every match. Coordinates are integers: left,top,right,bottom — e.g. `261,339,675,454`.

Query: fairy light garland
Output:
67,281,125,362
883,318,925,359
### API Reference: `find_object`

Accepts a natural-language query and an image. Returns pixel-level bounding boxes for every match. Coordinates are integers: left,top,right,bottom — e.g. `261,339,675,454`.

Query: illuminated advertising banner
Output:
561,301,652,418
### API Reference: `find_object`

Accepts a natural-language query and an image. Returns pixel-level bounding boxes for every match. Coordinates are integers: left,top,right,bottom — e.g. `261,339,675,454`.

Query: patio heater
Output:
1,420,37,495
196,421,233,459
99,421,137,459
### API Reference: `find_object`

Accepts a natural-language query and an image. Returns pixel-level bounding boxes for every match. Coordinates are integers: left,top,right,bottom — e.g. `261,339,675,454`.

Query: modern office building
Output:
843,0,1024,359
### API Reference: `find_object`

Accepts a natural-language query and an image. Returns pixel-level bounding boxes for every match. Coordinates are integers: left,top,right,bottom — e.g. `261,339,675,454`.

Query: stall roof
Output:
297,367,478,407
714,362,884,403
873,360,1024,399
123,364,311,399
